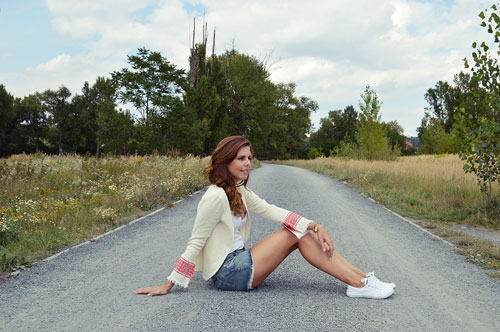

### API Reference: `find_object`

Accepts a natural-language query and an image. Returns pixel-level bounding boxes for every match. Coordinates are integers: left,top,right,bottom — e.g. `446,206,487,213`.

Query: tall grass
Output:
0,154,210,272
275,154,500,229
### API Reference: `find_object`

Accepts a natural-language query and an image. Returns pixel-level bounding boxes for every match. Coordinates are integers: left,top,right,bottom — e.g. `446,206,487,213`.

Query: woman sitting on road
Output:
134,136,395,299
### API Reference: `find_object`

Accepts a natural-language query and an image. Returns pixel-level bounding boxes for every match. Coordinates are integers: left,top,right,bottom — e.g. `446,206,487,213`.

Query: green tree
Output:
185,45,229,155
111,48,190,153
68,81,100,154
424,80,456,132
310,105,358,156
356,85,394,160
418,118,457,154
112,47,187,124
382,120,406,151
43,86,72,155
457,4,500,205
91,77,136,155
97,107,136,155
219,50,276,153
15,93,48,153
261,83,316,159
0,85,17,156
422,72,489,136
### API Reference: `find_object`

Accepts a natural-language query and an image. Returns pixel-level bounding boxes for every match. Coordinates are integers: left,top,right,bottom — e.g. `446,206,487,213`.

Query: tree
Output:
261,83,316,159
69,81,100,154
310,105,358,156
185,45,230,155
455,109,500,205
423,72,490,136
417,111,432,142
112,47,187,124
186,42,317,158
356,85,394,160
43,86,72,155
219,50,276,153
418,118,457,154
97,107,136,155
112,48,190,153
91,77,136,155
0,85,17,156
15,93,48,153
456,4,500,205
382,120,406,151
424,80,456,132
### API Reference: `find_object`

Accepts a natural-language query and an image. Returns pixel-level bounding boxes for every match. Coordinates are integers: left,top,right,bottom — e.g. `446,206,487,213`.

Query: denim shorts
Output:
211,248,254,291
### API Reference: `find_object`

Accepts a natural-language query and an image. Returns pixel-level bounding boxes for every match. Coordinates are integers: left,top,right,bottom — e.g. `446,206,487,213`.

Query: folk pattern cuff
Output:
173,257,195,279
282,212,302,232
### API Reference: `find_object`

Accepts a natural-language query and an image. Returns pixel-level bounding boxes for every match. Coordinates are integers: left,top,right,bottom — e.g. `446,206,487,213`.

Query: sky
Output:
0,0,495,136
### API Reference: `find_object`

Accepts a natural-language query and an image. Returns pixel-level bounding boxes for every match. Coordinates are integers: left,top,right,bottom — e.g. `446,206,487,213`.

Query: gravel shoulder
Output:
1,163,499,332
451,223,500,246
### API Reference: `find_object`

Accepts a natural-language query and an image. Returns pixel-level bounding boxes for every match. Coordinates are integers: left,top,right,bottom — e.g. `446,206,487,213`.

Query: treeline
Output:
2,38,492,162
415,71,496,155
0,45,315,159
308,86,409,159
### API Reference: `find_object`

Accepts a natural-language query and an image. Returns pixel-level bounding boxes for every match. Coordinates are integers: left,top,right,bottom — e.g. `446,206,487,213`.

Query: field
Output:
273,154,500,277
275,154,500,228
0,154,210,273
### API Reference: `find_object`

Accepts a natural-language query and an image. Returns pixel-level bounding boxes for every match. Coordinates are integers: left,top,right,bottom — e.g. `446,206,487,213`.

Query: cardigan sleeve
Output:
244,187,311,238
167,189,224,288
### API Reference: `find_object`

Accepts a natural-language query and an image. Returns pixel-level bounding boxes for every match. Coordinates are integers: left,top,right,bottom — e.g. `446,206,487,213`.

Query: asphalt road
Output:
1,163,499,332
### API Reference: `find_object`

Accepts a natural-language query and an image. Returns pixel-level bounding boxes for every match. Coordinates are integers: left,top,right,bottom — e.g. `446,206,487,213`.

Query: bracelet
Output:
313,222,318,233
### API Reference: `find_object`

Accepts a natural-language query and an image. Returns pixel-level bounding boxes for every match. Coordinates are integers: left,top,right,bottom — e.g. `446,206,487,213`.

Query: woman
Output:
134,136,395,299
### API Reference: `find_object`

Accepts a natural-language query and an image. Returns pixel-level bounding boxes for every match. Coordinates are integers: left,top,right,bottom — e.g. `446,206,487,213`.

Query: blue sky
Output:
0,0,494,136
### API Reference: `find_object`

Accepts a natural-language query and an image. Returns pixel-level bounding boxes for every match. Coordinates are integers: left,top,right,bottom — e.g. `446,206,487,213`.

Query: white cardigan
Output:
167,184,311,288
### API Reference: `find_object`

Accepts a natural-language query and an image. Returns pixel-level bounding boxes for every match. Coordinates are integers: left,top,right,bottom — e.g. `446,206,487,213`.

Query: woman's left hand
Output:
315,224,334,258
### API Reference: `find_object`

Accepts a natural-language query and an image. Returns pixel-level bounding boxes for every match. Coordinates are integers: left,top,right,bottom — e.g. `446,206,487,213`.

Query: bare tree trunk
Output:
212,27,216,59
189,18,196,88
488,177,492,208
59,127,63,155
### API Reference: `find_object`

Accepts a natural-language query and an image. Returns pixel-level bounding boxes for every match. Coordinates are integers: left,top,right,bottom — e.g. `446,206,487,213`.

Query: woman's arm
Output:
245,188,334,256
134,189,225,295
244,188,310,234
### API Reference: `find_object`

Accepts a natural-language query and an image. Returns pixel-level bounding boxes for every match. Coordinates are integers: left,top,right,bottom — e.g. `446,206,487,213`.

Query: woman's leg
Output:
331,250,366,277
250,229,299,288
251,229,365,288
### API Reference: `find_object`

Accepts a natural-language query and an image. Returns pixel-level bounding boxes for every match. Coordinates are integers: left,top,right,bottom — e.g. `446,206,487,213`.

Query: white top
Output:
230,211,247,252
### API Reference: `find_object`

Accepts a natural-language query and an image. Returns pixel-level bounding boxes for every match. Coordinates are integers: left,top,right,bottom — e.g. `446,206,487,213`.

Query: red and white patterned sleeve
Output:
167,256,196,288
244,188,311,238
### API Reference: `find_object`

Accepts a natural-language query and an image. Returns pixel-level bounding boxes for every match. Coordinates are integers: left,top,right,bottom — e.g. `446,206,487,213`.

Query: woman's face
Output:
227,146,252,183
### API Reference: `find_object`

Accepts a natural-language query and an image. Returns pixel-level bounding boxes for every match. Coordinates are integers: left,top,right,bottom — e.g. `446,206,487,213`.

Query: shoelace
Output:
365,275,386,290
367,272,395,288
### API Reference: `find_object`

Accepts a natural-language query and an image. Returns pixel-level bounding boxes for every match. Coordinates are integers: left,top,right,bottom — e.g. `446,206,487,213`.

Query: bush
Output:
332,141,359,159
307,148,320,159
419,118,458,154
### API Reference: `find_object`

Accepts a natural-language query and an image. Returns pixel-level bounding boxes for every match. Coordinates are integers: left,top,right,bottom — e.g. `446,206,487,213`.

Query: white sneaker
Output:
366,272,396,289
346,277,394,299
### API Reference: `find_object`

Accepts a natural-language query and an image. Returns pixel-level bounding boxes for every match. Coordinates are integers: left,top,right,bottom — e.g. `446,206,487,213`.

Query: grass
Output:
272,154,500,278
0,153,211,273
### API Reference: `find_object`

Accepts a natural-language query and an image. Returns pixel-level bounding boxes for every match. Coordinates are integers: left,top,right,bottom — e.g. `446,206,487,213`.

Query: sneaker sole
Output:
346,289,394,299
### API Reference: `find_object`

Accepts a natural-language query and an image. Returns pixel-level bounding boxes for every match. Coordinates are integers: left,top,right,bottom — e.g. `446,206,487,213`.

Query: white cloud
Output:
27,53,72,72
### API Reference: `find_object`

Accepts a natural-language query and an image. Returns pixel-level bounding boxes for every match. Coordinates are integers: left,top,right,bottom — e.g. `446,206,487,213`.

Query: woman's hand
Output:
315,224,335,258
134,281,174,296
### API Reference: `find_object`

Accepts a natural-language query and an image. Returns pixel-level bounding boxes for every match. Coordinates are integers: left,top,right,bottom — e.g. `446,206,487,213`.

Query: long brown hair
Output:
204,136,253,217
